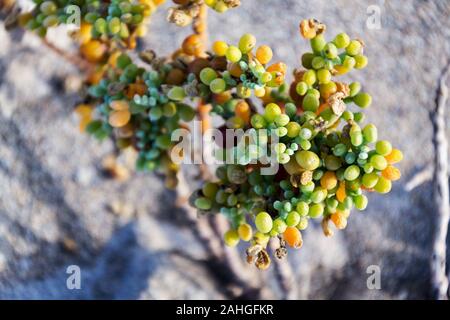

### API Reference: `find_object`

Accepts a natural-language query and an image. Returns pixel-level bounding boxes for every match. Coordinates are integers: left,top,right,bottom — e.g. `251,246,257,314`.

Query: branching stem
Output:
42,38,93,74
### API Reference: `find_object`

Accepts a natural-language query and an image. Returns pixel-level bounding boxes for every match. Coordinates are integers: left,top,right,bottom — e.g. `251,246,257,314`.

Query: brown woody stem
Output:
430,62,450,300
193,3,208,48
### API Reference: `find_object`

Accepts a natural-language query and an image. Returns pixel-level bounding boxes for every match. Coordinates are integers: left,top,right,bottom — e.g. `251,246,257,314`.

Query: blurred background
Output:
0,0,449,299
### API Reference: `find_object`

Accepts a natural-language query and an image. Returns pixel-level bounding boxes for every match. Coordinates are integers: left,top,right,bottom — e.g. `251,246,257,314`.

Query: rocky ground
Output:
0,0,449,299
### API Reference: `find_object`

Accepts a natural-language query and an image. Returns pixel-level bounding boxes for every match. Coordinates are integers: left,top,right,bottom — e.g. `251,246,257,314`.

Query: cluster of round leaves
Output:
191,20,403,270
193,103,403,269
293,24,371,114
167,33,285,122
83,52,197,188
18,0,160,41
208,34,281,92
81,32,285,188
8,0,402,271
183,33,286,125
26,9,400,270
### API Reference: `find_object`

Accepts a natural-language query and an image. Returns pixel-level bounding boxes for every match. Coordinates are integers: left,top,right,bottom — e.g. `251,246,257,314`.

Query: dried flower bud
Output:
299,19,326,39
139,50,156,65
328,92,347,116
275,246,287,259
312,118,327,131
246,244,263,264
255,249,271,270
167,8,193,27
300,170,313,185
321,216,334,237
289,174,301,188
335,82,350,97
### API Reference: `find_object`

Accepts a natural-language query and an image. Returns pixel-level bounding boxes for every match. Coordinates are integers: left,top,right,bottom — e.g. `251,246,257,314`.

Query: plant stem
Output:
193,3,208,49
430,61,450,300
175,170,266,298
42,38,93,74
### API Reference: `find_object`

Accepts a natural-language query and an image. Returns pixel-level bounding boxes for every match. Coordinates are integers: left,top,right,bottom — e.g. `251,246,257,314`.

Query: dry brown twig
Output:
430,61,450,300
